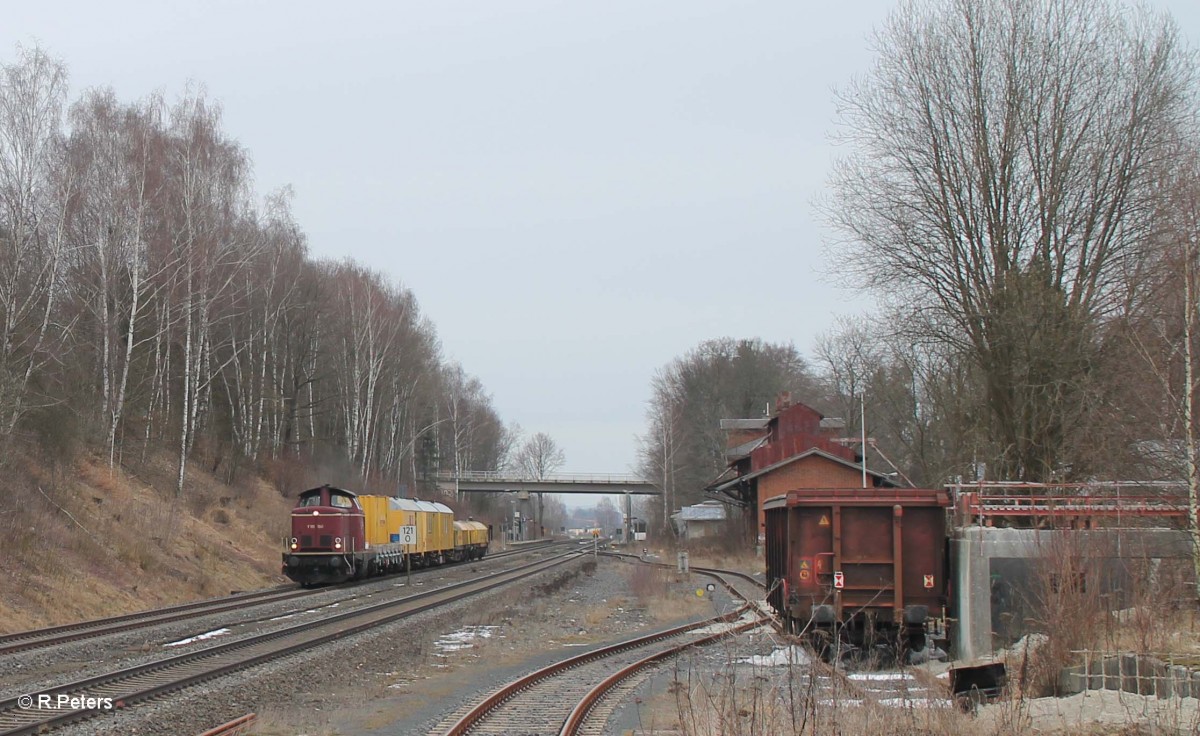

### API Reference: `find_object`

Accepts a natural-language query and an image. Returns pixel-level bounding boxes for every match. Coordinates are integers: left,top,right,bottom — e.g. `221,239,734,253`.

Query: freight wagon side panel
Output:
358,496,391,547
899,506,947,616
431,502,454,552
387,498,420,552
781,489,950,627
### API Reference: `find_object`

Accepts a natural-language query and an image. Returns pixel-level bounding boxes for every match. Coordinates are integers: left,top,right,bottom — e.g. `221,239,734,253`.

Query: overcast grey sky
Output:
5,2,1197,498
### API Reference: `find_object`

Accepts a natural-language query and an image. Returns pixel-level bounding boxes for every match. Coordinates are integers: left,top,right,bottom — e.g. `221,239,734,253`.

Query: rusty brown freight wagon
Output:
764,487,951,662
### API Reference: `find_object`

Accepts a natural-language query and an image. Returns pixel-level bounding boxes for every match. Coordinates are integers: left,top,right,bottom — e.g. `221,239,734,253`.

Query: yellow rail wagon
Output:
452,520,489,561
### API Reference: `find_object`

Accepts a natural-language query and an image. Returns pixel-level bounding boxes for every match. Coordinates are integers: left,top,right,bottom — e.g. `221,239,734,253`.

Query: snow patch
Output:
876,698,949,708
848,672,915,682
164,628,231,647
433,626,500,656
738,646,812,667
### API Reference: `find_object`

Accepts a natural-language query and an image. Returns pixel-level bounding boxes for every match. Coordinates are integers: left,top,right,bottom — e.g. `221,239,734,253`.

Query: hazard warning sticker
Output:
923,574,935,589
818,515,830,527
833,571,844,589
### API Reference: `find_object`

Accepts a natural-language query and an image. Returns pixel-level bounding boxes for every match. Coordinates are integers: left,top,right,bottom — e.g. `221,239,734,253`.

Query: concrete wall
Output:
952,527,1192,661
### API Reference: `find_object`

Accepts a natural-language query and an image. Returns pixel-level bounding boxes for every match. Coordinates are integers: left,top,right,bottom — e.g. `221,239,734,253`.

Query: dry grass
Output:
620,560,715,623
0,449,292,634
658,634,985,736
669,540,762,577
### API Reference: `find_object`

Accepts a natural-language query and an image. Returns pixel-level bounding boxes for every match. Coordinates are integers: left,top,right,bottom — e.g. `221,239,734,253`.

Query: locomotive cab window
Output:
298,493,323,507
330,493,353,509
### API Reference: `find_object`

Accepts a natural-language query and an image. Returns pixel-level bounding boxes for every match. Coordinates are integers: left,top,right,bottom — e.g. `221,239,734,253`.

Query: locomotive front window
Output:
299,494,323,507
330,494,353,509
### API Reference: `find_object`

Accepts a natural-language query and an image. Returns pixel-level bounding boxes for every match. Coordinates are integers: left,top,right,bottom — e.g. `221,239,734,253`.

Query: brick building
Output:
708,394,895,542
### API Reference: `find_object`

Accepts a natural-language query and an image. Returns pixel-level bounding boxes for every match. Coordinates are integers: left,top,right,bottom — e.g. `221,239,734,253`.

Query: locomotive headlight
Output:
290,538,298,550
312,510,319,516
334,537,343,549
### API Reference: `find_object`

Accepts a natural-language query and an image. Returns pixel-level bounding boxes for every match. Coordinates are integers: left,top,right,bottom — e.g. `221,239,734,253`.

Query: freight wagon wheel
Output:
903,627,937,664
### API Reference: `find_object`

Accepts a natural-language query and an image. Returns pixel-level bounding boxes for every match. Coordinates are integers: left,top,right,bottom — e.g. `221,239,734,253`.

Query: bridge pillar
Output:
952,527,1192,661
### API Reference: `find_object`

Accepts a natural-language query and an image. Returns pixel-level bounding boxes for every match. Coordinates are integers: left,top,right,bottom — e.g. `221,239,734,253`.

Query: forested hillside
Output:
0,46,510,628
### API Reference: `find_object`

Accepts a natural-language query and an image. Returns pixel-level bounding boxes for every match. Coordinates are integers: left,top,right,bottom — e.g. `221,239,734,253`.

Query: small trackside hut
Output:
765,487,951,662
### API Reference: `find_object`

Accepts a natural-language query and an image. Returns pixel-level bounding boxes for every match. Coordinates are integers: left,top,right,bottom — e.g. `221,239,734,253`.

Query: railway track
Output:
425,552,944,736
0,586,307,658
0,539,572,660
438,606,768,736
437,560,771,736
600,550,765,600
0,551,583,736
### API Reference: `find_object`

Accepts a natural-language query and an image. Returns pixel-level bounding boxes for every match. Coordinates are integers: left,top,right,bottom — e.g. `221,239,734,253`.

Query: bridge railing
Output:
436,470,655,485
949,481,1192,527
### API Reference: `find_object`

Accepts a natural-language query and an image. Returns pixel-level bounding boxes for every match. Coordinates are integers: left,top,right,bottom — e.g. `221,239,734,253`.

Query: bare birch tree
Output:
0,47,71,453
166,91,253,493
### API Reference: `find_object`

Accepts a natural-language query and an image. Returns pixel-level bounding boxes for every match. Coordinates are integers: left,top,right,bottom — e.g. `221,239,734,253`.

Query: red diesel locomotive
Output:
283,485,488,585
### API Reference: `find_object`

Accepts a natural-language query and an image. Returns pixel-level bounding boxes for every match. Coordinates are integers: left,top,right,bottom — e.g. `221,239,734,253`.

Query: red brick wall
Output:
751,403,856,472
725,428,766,450
755,456,864,534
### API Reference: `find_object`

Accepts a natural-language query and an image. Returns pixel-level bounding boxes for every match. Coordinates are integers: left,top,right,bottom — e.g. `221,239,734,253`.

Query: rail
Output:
436,470,653,484
559,617,766,735
0,541,568,659
196,713,256,736
442,561,767,736
0,553,581,735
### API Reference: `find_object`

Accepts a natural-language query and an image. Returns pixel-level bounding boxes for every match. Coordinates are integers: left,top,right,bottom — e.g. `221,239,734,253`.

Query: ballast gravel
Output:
47,552,751,736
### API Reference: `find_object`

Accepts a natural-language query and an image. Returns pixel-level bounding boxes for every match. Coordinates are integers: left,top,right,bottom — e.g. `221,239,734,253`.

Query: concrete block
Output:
1171,666,1194,699
1103,656,1122,690
1059,665,1087,695
1162,665,1190,698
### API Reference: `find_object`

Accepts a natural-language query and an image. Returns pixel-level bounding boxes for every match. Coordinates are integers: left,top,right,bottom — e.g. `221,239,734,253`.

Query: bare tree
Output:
814,316,882,438
511,431,565,535
638,337,820,518
1123,148,1200,584
512,431,565,479
0,46,71,451
0,43,519,514
825,0,1197,480
595,496,620,533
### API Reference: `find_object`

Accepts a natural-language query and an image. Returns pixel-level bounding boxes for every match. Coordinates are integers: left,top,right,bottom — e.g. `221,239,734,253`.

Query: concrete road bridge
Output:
434,471,659,544
435,470,660,495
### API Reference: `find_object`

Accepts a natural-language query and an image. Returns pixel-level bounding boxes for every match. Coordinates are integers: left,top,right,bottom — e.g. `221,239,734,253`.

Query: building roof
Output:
672,501,727,522
725,435,768,460
708,447,893,493
720,418,770,430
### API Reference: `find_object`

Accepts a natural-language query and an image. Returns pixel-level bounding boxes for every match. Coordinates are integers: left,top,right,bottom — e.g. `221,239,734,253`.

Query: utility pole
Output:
861,393,868,488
